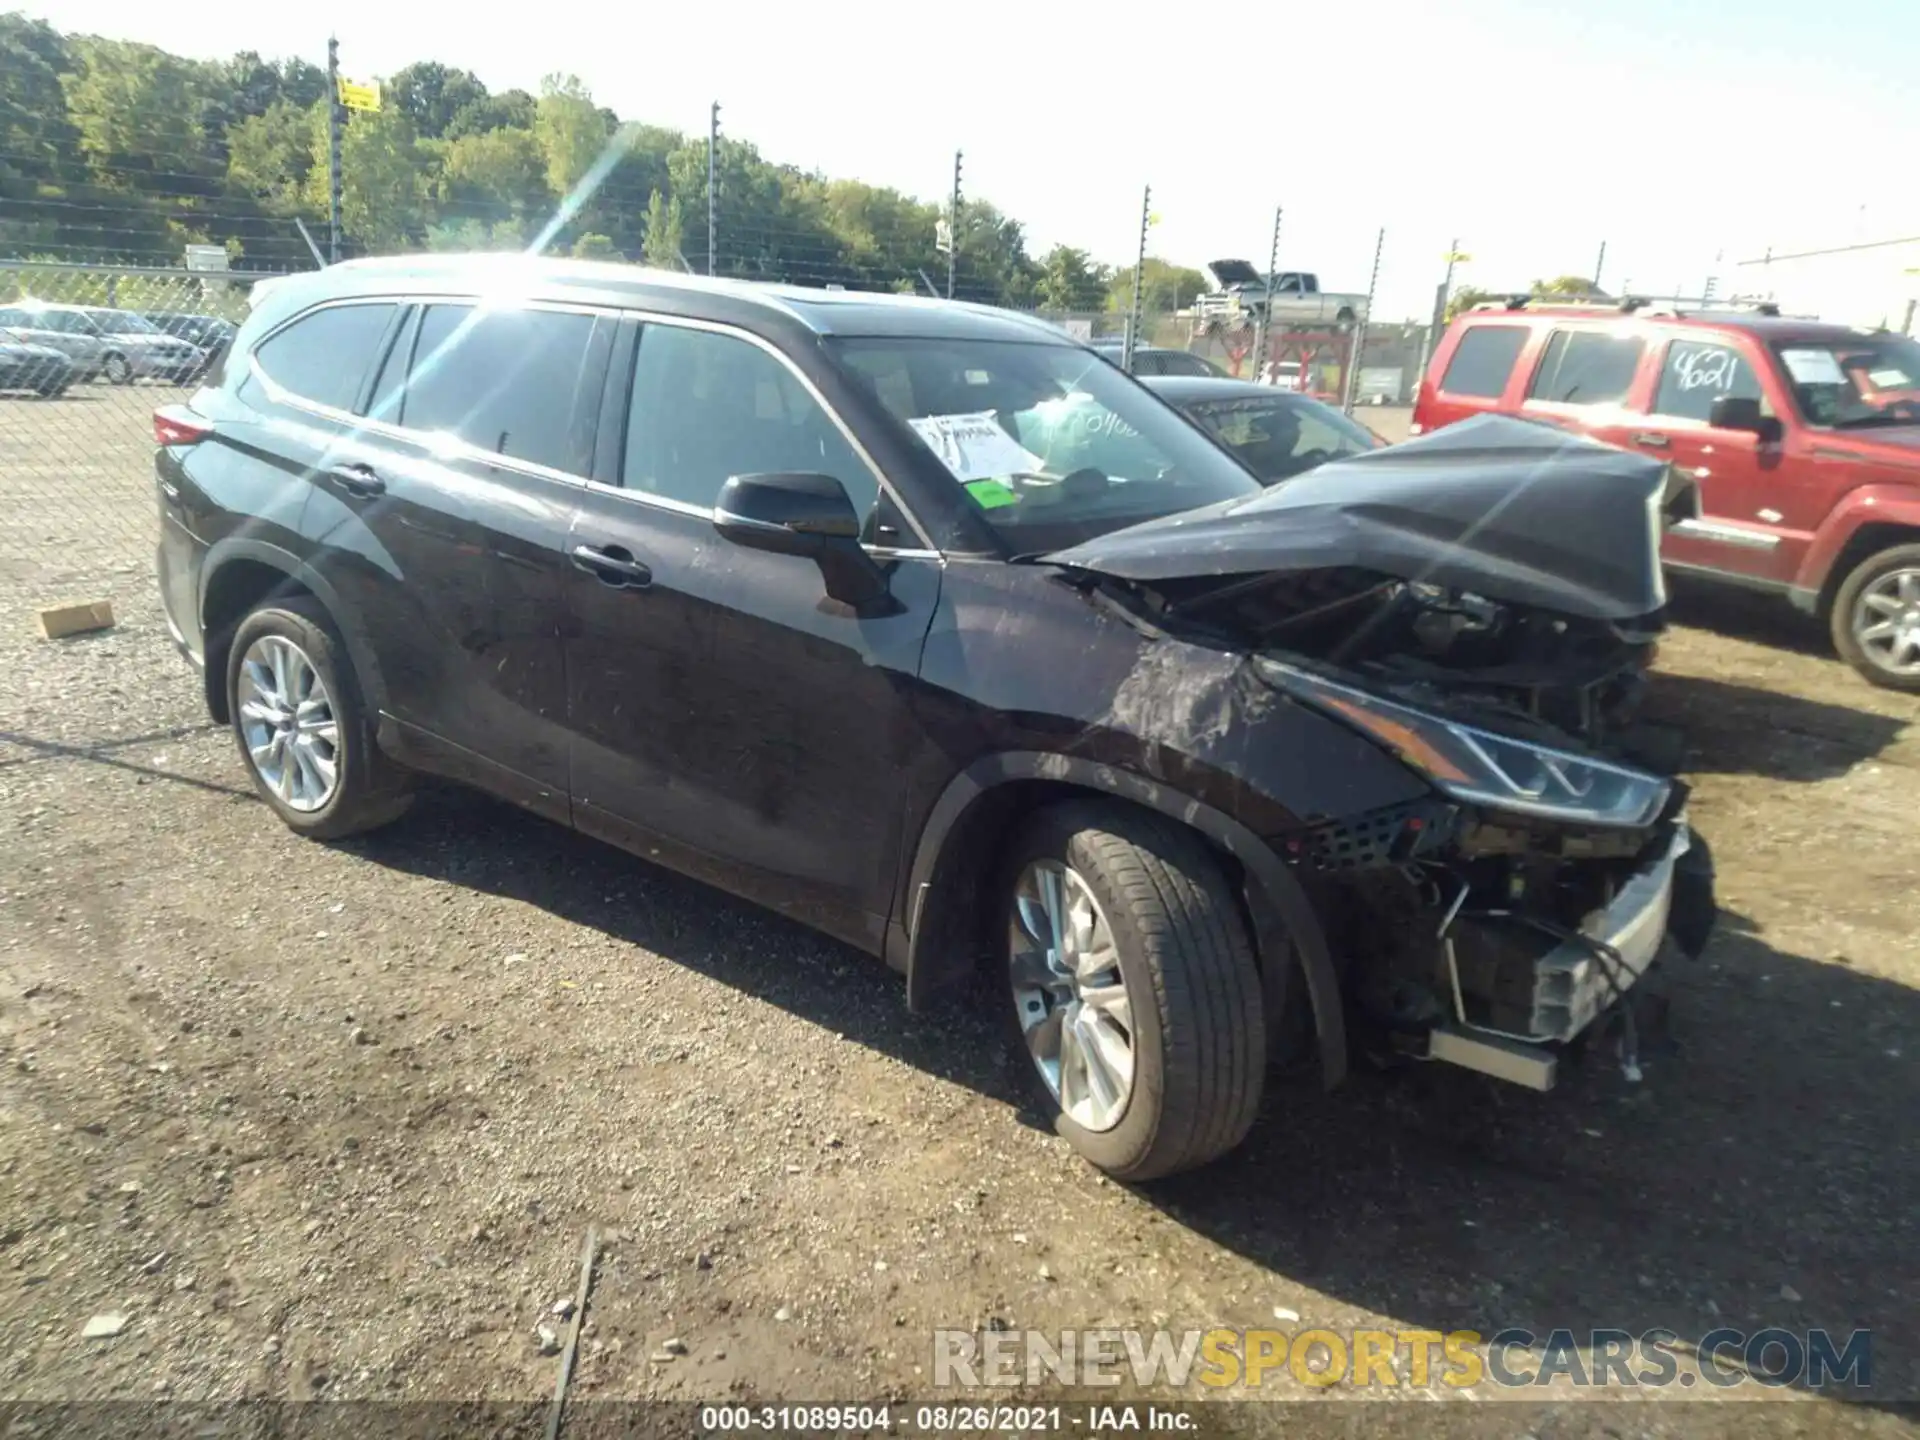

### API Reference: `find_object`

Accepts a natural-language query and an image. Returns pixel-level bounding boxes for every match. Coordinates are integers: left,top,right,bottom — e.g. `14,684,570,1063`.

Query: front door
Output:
1632,334,1795,583
563,318,942,949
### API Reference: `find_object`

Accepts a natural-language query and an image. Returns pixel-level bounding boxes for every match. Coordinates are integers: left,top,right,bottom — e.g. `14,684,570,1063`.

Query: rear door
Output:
301,299,611,820
563,316,943,949
172,298,404,640
1517,324,1652,446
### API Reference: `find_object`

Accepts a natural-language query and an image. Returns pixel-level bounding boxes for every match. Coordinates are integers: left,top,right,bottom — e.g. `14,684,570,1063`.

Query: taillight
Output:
153,406,211,446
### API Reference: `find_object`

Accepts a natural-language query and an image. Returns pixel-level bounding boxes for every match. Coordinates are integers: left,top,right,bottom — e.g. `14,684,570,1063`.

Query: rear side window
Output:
399,303,599,475
251,302,398,412
1439,325,1526,398
1527,329,1645,405
1651,339,1765,421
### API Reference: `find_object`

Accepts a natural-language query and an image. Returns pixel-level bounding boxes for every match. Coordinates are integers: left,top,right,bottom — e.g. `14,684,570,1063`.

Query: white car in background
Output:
0,302,204,384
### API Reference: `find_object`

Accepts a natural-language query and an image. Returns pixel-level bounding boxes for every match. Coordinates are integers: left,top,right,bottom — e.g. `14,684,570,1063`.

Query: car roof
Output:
288,253,1074,345
1144,376,1312,403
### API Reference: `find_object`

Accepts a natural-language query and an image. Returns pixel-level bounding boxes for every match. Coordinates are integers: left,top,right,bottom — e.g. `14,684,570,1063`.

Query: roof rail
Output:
1467,294,1785,320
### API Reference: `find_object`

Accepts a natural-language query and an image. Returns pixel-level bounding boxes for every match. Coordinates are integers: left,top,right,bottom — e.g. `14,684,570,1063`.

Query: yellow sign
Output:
337,78,382,112
1445,250,1473,263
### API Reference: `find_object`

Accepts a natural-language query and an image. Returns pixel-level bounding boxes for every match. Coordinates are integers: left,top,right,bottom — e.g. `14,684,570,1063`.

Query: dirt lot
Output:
1,387,1918,1436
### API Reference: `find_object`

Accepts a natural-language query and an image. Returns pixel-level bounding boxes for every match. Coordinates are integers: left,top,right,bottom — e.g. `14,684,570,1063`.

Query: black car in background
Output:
1086,338,1228,377
153,254,1713,1178
141,312,236,377
1146,375,1383,484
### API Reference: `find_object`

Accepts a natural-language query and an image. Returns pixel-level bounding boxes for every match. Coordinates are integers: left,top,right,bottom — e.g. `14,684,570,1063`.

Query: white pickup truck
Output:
1193,260,1369,327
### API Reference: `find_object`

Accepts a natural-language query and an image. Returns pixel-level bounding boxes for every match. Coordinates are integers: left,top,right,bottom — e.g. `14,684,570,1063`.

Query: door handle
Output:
1633,432,1669,448
571,543,653,589
326,463,386,498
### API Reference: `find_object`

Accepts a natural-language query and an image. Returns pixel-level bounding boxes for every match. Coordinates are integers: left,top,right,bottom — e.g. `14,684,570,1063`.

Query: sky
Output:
23,0,1920,320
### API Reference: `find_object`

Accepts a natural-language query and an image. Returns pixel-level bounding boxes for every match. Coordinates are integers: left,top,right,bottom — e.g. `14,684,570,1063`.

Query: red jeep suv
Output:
1412,298,1920,689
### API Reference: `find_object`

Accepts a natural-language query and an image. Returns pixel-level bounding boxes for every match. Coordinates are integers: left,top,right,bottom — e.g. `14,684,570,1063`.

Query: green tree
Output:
426,216,528,251
436,125,548,223
642,188,685,269
0,14,79,181
1446,285,1494,320
1532,274,1600,297
1105,257,1209,314
389,62,489,141
226,98,314,209
952,198,1038,306
276,58,328,110
61,37,209,179
571,232,615,259
307,103,430,253
1035,245,1111,311
532,73,611,200
445,88,535,140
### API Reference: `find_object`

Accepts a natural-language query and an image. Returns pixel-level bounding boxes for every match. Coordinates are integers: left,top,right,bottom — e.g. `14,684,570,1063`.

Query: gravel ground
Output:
1,389,1917,1437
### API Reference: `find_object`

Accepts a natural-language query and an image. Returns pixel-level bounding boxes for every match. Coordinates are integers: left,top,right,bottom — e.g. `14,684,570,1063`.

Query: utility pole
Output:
1342,226,1384,416
948,150,962,300
706,101,720,276
1252,206,1281,382
1123,185,1151,373
1593,238,1607,291
1414,236,1465,392
325,36,342,263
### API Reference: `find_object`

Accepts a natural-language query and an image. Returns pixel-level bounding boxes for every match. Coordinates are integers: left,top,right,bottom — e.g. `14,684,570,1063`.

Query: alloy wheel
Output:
236,635,341,812
1009,859,1136,1132
1851,567,1920,679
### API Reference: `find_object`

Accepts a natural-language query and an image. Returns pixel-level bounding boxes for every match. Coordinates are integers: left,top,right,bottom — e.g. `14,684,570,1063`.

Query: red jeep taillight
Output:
153,406,211,446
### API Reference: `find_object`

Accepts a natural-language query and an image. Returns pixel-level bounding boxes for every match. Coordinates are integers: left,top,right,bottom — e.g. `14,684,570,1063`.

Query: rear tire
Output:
1001,801,1266,1181
226,597,412,840
1830,543,1920,692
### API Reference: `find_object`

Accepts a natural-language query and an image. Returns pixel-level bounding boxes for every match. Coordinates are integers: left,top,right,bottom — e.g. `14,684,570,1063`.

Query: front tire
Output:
226,597,412,839
1002,801,1266,1181
101,352,133,385
1830,543,1920,692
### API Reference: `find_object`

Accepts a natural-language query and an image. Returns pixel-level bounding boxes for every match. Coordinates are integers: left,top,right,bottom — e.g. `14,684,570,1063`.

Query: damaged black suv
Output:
154,254,1716,1179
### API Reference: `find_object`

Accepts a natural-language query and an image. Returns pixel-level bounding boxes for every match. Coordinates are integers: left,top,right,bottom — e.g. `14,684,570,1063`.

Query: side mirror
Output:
714,471,891,610
1708,395,1784,444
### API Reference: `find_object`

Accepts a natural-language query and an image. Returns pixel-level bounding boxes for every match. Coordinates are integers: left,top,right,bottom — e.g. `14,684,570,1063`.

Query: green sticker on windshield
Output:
964,478,1019,509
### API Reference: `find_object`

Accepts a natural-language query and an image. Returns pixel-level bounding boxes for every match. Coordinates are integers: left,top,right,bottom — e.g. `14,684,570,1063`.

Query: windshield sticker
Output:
1779,348,1846,386
963,478,1020,509
909,411,1048,484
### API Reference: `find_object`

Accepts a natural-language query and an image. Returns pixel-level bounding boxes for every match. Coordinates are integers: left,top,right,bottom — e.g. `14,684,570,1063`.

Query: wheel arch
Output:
1812,519,1920,618
198,539,385,724
897,751,1347,1087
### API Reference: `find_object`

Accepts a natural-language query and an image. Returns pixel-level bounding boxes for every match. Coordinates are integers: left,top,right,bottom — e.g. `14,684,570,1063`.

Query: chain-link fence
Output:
0,263,287,606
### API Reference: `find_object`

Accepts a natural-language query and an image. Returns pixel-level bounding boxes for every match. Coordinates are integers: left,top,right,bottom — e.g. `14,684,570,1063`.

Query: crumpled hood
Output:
1043,414,1698,622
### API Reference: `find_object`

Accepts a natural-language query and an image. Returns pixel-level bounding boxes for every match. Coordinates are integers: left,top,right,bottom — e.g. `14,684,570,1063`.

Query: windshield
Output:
1772,334,1920,428
1182,394,1379,483
828,336,1262,550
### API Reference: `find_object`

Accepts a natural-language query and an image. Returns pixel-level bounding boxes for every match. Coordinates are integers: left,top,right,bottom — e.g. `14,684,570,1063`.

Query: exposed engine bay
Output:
1043,415,1719,1087
1133,564,1667,759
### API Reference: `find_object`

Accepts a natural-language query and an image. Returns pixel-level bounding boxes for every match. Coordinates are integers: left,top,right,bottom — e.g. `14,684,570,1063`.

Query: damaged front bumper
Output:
1428,822,1696,1091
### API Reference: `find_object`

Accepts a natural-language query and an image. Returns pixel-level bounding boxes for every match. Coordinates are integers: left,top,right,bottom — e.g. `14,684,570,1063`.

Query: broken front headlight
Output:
1256,659,1671,829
